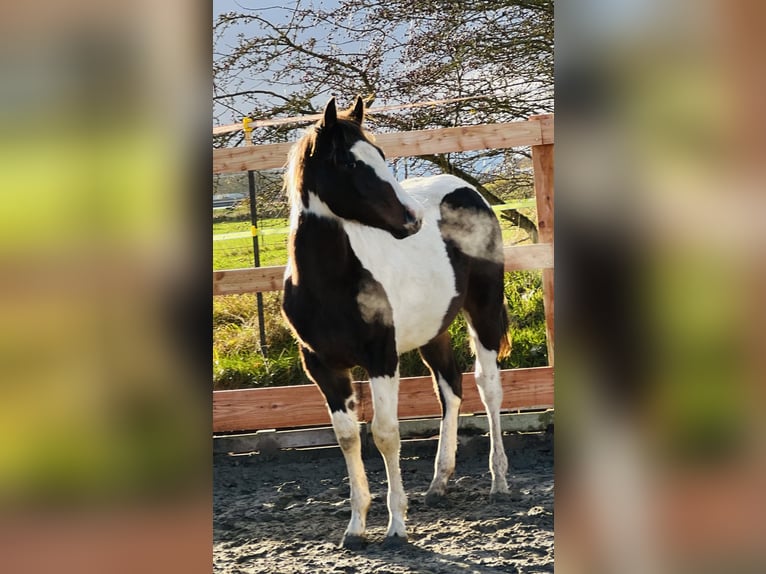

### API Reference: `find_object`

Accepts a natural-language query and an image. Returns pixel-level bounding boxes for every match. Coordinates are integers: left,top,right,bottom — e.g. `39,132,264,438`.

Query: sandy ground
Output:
214,429,553,573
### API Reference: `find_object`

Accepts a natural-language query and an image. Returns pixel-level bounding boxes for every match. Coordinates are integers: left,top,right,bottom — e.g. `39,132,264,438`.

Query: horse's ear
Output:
321,97,337,129
350,95,365,125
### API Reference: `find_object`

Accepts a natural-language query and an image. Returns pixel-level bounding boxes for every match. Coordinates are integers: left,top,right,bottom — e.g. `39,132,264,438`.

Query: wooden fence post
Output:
530,114,555,366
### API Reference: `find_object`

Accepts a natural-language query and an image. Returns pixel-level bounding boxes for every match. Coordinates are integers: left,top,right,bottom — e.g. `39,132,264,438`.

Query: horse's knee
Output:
371,418,399,452
476,374,502,410
474,344,503,409
369,374,401,453
331,409,361,451
372,418,399,441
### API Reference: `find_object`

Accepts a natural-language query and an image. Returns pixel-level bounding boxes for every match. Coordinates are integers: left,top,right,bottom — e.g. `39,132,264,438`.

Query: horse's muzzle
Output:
402,208,422,236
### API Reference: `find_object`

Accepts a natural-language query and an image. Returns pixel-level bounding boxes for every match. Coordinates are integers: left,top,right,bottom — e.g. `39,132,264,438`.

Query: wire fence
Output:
213,198,539,271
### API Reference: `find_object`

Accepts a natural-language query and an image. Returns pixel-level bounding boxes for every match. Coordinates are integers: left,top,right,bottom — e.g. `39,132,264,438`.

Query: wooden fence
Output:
213,115,554,434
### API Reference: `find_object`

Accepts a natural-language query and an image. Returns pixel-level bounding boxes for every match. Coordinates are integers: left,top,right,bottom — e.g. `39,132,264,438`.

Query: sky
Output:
213,0,344,125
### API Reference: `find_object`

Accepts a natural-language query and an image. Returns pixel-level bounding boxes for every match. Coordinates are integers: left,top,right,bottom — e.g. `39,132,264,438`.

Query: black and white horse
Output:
281,96,512,548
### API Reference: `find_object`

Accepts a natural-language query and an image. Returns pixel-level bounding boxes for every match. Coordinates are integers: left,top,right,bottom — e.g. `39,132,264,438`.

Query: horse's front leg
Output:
369,365,408,545
300,348,371,549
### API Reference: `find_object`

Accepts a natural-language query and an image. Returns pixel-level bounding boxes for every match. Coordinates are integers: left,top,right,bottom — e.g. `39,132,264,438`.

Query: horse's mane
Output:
283,114,376,206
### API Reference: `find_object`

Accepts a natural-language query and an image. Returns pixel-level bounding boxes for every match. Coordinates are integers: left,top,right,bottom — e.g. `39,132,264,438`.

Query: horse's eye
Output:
345,160,357,169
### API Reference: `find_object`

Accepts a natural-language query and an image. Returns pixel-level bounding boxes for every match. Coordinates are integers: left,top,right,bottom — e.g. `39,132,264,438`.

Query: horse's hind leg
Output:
463,273,510,498
300,347,371,548
418,331,462,505
470,333,510,498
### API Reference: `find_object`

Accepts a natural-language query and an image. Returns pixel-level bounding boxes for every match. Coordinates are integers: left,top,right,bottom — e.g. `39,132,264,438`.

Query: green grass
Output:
213,217,289,270
212,210,535,272
212,209,546,390
213,271,547,390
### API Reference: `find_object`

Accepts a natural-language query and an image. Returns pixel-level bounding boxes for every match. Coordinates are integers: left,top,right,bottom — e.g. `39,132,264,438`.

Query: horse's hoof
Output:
490,489,520,503
381,533,408,549
424,490,448,507
340,534,367,550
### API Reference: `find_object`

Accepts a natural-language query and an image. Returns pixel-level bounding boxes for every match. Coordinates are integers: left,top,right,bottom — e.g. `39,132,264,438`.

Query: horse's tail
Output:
498,304,512,360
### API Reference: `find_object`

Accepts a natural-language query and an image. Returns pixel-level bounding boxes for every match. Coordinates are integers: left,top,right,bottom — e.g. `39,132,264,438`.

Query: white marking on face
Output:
349,140,424,220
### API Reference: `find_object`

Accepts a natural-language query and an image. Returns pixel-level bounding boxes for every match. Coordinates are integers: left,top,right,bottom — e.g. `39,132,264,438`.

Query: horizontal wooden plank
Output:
213,366,553,432
213,120,549,174
214,427,340,453
214,384,329,432
213,410,554,453
503,243,553,271
355,366,554,423
213,243,553,296
213,265,285,295
212,96,508,136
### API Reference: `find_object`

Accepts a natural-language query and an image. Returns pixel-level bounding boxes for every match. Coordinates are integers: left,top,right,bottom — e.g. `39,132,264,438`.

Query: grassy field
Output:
213,207,547,390
213,210,535,271
213,217,290,270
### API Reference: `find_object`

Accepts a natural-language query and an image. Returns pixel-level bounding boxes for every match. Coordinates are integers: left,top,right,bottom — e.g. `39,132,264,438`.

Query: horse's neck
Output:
289,210,355,284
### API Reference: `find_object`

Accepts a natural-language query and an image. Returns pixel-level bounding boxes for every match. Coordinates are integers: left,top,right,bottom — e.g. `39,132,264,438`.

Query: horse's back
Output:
402,174,503,264
400,174,491,212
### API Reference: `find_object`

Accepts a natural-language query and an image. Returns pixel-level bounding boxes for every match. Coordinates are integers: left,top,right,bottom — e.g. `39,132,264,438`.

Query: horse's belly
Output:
343,215,458,354
393,287,454,353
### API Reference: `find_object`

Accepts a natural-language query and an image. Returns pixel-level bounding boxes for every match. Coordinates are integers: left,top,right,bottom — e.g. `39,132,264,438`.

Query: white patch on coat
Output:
343,173,493,353
283,257,293,283
356,278,394,326
330,406,371,537
428,375,462,497
305,192,338,219
369,373,408,538
343,214,457,353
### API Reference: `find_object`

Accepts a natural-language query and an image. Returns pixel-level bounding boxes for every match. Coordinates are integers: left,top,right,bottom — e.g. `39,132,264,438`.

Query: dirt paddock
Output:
214,429,553,573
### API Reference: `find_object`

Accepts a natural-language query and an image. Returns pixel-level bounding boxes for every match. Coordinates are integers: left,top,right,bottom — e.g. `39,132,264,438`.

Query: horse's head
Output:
289,96,422,239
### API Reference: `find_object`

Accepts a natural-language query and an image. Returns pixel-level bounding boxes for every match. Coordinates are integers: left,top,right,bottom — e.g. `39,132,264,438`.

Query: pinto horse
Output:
281,96,512,548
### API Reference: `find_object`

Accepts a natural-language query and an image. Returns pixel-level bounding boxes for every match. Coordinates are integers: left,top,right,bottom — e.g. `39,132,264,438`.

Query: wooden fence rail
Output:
213,118,554,173
213,116,554,434
213,243,553,296
214,367,553,433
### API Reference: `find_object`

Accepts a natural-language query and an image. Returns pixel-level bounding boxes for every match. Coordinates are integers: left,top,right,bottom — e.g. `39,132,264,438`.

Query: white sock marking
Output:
428,375,462,496
330,406,371,536
369,372,408,538
470,327,509,494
